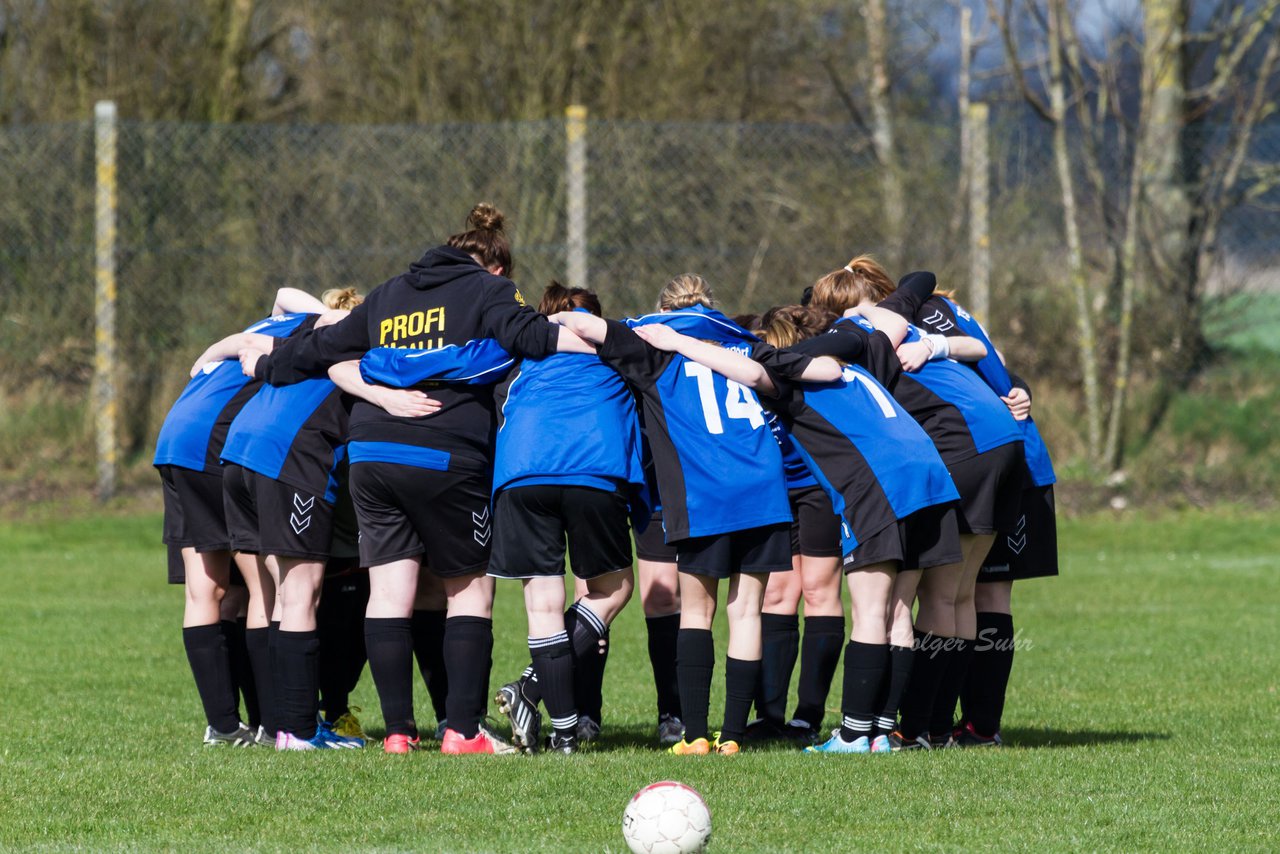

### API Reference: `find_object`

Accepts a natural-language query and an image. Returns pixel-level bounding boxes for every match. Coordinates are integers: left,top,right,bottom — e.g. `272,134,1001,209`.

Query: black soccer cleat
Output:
546,731,579,755
952,720,1003,747
495,679,542,754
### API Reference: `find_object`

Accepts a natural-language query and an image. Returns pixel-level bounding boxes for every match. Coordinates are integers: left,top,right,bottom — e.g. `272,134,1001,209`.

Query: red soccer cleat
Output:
383,733,421,754
440,725,518,755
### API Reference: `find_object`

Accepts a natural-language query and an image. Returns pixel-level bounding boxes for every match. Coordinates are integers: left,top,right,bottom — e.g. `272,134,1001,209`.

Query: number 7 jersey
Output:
597,311,801,543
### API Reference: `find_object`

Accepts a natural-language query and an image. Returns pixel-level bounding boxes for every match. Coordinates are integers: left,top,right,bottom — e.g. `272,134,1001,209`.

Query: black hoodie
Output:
256,245,559,467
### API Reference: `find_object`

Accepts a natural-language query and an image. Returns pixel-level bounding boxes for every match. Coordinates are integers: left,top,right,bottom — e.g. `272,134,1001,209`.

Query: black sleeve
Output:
257,302,372,385
791,326,868,362
596,320,671,391
479,278,559,359
914,295,967,338
749,340,813,383
878,270,937,321
860,330,904,391
1009,371,1033,401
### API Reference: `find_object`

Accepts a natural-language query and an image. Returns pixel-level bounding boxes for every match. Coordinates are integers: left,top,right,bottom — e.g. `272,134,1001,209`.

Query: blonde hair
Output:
758,305,837,349
657,273,715,312
322,287,363,311
810,254,895,315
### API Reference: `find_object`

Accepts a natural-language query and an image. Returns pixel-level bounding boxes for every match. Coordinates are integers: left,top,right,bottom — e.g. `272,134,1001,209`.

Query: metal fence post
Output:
566,104,588,290
968,101,990,322
94,101,118,501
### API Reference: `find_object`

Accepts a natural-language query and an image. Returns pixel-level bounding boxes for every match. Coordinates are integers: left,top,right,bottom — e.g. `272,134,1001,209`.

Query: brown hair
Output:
322,287,363,311
809,254,895,314
758,304,838,348
446,202,512,276
732,313,761,333
657,273,715,311
538,280,602,317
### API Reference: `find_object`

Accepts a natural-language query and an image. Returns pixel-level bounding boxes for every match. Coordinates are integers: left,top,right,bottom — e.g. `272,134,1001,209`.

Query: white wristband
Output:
924,334,950,360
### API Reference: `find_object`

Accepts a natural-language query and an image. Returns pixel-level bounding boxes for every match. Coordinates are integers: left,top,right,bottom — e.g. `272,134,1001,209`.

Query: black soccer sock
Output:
411,609,449,723
676,629,715,742
340,575,370,703
793,615,844,728
245,626,276,735
839,641,888,742
443,616,493,739
316,577,357,721
757,613,799,725
276,629,321,740
182,623,241,733
722,657,760,744
961,612,1015,736
268,619,281,691
566,601,609,723
897,630,949,739
873,644,914,737
530,632,577,736
224,618,258,730
645,614,682,719
364,617,417,738
930,637,973,738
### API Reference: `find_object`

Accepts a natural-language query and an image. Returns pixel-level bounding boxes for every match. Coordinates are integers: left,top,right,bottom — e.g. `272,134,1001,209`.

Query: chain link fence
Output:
1,112,1277,489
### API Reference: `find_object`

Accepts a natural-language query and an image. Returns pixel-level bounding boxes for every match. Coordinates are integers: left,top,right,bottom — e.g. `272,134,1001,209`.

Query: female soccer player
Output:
652,303,963,754
898,285,1058,746
242,203,590,754
156,289,335,746
549,274,842,755
809,258,1025,749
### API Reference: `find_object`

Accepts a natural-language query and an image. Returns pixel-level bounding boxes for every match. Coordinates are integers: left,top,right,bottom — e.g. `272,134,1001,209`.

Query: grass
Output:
1,507,1278,852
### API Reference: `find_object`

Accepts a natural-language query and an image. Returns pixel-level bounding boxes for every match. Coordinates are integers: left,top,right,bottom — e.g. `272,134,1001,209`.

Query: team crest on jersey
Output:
513,288,526,306
954,304,972,322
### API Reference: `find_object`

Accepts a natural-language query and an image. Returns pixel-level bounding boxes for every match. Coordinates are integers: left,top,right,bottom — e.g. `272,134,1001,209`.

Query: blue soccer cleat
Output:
804,732,871,754
315,717,364,748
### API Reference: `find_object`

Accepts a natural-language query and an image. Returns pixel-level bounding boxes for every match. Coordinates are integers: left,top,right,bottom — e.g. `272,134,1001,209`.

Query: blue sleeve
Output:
359,339,515,388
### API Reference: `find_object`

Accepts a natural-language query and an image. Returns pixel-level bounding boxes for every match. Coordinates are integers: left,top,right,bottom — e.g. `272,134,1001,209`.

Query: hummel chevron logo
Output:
472,506,490,527
291,493,313,535
1006,533,1026,554
473,505,492,546
474,527,491,546
921,309,954,333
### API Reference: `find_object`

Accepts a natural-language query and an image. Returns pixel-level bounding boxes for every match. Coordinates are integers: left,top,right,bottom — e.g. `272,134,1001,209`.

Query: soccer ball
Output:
621,781,712,854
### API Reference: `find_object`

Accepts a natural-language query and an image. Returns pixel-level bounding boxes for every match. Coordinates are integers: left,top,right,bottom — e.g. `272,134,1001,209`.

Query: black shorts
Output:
222,463,334,561
489,484,633,580
788,486,842,558
843,503,963,572
634,511,677,563
161,465,231,584
979,484,1059,582
348,460,492,578
675,523,793,580
947,443,1025,535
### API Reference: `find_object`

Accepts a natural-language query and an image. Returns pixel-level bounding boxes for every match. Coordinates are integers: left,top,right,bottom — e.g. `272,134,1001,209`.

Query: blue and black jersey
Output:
597,306,812,542
767,412,818,491
153,313,311,474
916,296,1056,487
254,246,561,470
774,332,959,556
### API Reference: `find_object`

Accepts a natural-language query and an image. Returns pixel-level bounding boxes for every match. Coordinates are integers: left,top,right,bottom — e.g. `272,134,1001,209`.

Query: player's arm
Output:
1002,370,1033,420
190,331,276,377
360,339,515,388
327,361,442,418
246,301,372,385
547,310,608,352
846,304,909,348
273,287,327,316
631,323,777,395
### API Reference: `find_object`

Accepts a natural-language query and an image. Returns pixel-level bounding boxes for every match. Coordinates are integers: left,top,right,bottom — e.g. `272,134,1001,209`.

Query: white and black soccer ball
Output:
621,780,712,854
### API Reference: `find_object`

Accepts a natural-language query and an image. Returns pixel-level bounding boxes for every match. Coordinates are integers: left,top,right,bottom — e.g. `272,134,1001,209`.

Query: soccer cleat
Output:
805,731,871,754
711,733,740,755
275,729,354,751
546,731,579,754
783,718,821,745
665,737,716,752
745,717,786,742
328,706,369,741
315,718,364,749
870,734,893,753
887,730,931,751
657,714,685,746
252,725,275,747
929,730,956,750
494,680,542,753
440,724,519,755
432,720,449,741
577,716,601,744
203,723,255,747
952,720,1002,747
383,733,421,754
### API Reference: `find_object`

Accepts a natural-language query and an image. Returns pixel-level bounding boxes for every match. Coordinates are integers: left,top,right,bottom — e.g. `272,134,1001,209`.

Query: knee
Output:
642,581,680,618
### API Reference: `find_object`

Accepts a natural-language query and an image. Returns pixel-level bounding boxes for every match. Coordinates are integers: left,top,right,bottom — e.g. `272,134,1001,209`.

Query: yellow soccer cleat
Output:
712,733,740,755
331,706,369,741
668,737,711,756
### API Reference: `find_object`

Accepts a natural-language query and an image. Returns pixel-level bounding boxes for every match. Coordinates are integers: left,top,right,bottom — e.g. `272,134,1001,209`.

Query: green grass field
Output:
2,507,1278,852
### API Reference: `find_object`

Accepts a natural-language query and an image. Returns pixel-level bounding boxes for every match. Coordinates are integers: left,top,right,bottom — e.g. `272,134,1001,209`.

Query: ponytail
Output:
447,202,513,276
758,304,836,348
810,254,895,314
321,287,363,311
657,273,715,312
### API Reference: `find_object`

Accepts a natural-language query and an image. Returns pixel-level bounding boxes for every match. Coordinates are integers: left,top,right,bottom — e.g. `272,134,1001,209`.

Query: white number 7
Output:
684,362,765,434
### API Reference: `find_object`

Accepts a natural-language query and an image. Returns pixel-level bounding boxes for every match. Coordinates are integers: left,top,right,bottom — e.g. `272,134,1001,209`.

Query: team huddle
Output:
155,202,1057,756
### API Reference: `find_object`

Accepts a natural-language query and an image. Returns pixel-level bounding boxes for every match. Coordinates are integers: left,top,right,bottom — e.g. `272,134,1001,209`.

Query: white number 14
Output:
684,362,765,434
